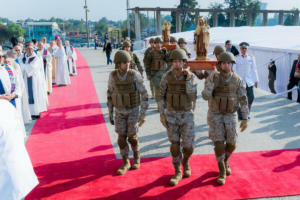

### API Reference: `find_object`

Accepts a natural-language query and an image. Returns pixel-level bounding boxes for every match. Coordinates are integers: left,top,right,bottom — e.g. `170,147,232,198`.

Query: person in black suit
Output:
268,60,277,94
287,53,300,102
225,40,239,56
103,38,112,65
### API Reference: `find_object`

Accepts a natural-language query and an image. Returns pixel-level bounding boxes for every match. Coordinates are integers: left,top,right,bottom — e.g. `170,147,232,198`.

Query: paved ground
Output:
79,48,300,200
25,48,300,200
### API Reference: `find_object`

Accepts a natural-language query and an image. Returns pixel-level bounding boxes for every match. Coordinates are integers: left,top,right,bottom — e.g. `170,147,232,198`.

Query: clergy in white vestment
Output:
0,99,39,200
41,37,49,49
64,40,78,76
20,43,47,119
37,42,52,94
49,41,57,84
0,53,19,108
7,50,32,124
54,39,71,86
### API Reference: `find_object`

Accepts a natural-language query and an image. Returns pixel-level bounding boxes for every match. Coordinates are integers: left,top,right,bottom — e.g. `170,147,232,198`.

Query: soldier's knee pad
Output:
117,135,128,149
170,142,181,157
128,134,138,147
226,143,237,154
214,141,225,157
183,147,194,157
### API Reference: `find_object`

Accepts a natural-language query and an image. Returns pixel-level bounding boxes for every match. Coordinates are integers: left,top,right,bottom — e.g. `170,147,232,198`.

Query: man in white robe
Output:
0,53,19,109
65,40,77,76
7,50,32,124
20,43,47,119
54,39,70,86
37,42,52,95
49,41,57,84
0,99,39,200
41,37,49,49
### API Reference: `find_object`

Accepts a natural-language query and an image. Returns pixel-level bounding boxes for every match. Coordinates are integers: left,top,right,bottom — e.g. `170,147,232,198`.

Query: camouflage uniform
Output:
201,52,249,185
120,41,144,76
160,49,197,186
107,50,148,175
145,38,168,106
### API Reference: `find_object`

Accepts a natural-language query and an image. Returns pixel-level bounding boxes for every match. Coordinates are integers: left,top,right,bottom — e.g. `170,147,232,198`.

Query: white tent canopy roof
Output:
170,25,300,52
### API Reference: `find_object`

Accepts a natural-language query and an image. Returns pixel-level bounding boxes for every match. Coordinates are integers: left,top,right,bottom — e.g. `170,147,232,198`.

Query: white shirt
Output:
234,54,259,87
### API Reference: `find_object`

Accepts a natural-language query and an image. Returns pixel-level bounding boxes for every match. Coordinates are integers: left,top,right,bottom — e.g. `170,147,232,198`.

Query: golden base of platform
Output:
163,44,177,50
187,58,217,70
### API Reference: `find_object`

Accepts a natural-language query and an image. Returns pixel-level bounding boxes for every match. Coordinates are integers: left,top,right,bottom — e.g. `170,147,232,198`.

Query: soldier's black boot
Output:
132,151,140,169
217,161,226,185
117,156,131,175
169,164,182,186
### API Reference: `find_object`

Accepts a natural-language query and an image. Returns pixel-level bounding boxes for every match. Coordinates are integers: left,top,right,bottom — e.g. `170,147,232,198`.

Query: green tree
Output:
6,23,25,38
0,25,9,44
224,0,261,26
171,0,198,32
284,8,299,26
208,3,229,27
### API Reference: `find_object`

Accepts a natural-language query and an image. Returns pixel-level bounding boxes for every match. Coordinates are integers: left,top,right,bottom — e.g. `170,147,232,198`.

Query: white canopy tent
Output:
145,26,300,100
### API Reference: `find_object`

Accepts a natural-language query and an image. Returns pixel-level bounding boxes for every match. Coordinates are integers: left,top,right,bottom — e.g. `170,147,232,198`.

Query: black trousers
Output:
287,80,300,103
268,78,276,94
238,85,254,120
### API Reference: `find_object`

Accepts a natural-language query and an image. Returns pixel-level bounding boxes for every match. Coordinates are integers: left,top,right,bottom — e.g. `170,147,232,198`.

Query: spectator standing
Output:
268,60,277,94
225,40,239,56
103,38,112,65
287,53,300,103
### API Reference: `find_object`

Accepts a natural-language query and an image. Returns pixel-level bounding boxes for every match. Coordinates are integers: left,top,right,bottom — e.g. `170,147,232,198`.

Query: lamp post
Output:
84,0,89,48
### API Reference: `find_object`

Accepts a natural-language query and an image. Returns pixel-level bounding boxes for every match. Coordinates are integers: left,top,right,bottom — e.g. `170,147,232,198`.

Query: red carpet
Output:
26,50,300,200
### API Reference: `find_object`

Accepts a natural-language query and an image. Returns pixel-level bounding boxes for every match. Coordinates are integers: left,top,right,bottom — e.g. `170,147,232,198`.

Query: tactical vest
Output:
129,52,136,70
111,70,140,109
165,71,194,111
211,73,239,114
151,50,166,71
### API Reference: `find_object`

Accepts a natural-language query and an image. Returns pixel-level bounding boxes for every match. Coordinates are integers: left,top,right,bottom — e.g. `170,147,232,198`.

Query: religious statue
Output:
194,16,210,60
162,20,171,44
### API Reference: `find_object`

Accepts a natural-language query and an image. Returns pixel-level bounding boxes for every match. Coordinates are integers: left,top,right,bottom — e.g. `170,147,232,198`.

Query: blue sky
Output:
1,0,300,21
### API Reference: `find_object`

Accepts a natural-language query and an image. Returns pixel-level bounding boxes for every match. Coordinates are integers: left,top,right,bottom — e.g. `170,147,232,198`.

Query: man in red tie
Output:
287,53,300,103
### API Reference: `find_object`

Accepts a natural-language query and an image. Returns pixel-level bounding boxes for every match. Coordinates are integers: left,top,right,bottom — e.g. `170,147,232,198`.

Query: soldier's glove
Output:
138,113,146,127
240,119,248,132
160,114,168,128
147,76,151,81
109,112,114,125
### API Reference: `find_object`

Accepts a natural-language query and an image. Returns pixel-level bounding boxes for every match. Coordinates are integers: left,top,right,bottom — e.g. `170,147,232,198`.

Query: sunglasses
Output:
0,55,4,58
241,47,248,49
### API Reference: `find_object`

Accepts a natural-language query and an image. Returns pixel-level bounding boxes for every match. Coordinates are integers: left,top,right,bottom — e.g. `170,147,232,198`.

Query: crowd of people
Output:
0,36,77,124
0,35,78,199
106,34,300,187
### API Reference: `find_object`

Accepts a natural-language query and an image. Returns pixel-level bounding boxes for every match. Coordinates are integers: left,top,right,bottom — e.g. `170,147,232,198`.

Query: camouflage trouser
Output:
115,108,139,157
150,70,166,104
207,111,238,145
165,111,195,165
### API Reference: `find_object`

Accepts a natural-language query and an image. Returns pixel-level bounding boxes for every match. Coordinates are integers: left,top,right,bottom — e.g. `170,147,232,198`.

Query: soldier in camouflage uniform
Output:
178,38,191,58
160,49,197,186
145,37,168,108
213,45,226,60
143,38,155,98
107,50,149,175
201,52,249,185
166,36,179,69
121,41,144,77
